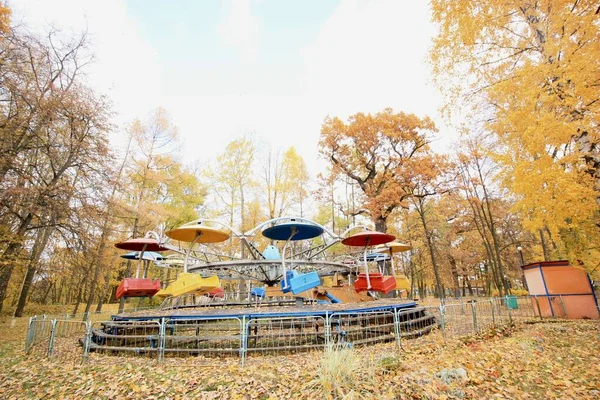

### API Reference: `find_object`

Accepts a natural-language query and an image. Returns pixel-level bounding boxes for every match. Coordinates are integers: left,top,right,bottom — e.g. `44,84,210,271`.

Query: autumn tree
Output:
431,1,600,269
115,108,204,310
261,146,310,220
205,137,255,234
454,135,515,295
0,25,113,313
403,153,454,299
0,2,9,34
319,108,438,232
313,169,364,235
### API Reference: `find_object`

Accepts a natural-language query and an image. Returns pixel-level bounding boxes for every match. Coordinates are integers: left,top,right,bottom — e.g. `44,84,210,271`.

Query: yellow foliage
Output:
431,1,600,273
0,2,10,34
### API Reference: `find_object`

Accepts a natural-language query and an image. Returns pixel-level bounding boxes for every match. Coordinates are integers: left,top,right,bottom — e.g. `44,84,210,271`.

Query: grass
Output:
314,343,367,399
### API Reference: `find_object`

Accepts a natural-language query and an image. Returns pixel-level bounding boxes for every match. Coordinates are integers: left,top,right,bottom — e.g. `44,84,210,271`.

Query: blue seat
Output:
280,270,298,293
250,287,265,298
289,271,321,295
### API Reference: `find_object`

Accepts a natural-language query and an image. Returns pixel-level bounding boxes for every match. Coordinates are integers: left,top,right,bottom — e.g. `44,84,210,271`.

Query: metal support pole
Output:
324,312,331,348
470,301,478,333
47,319,58,357
559,295,567,319
25,316,36,354
158,318,166,362
534,296,543,319
82,321,92,364
62,314,70,336
240,316,247,368
440,305,446,339
393,309,402,350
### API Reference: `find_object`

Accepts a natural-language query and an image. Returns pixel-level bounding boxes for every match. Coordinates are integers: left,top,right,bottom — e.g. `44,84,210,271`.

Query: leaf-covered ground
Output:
0,319,598,399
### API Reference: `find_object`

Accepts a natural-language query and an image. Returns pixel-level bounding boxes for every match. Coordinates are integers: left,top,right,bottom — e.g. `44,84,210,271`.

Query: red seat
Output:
207,287,224,298
116,278,161,300
354,273,396,294
377,276,397,294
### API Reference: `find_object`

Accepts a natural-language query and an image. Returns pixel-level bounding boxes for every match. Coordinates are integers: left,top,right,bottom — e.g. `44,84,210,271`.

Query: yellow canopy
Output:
166,225,230,243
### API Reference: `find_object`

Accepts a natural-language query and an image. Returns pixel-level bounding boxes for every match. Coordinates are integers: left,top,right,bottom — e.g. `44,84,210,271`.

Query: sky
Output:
10,0,449,177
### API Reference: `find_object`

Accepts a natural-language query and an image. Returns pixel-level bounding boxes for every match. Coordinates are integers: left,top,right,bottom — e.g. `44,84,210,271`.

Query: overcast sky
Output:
11,0,450,177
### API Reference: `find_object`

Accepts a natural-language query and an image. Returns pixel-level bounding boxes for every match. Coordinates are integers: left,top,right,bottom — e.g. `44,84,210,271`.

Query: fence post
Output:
240,316,247,368
490,298,496,327
324,312,331,348
439,305,446,339
558,295,567,319
392,309,401,350
47,319,58,357
507,297,513,324
534,296,543,319
82,321,92,364
62,314,70,336
158,318,166,362
470,301,478,333
25,316,37,354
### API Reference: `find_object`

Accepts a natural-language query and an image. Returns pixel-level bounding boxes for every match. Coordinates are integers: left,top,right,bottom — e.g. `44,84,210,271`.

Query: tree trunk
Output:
85,213,116,315
14,224,54,317
448,256,460,298
539,229,550,261
416,199,444,300
73,262,92,317
96,266,112,313
41,281,54,305
0,213,34,312
374,215,387,232
466,277,474,296
477,171,509,295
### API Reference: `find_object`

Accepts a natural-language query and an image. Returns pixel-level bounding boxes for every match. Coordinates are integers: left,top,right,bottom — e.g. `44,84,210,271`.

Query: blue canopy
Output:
262,222,324,241
120,251,167,261
263,245,281,260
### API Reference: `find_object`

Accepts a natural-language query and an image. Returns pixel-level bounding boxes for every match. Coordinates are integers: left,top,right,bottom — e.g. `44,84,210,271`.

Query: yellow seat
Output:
395,274,410,291
157,273,220,298
154,285,173,299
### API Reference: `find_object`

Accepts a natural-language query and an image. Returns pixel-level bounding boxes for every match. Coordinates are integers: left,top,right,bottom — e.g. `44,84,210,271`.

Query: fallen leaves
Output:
0,319,598,399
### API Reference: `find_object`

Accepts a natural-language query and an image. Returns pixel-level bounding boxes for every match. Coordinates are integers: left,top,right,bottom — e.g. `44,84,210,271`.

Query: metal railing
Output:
23,296,566,367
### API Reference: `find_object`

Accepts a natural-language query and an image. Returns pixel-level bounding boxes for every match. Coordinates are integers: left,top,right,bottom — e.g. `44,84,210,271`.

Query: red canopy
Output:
114,238,169,252
341,231,396,247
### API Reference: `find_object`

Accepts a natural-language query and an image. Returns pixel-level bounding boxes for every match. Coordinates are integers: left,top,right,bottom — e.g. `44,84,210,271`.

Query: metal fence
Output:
23,296,568,366
48,319,91,362
329,311,397,348
25,315,53,355
164,317,244,360
25,316,91,362
244,315,327,364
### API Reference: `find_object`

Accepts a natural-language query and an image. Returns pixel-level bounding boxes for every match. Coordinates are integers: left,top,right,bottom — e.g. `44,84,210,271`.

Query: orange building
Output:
522,260,599,319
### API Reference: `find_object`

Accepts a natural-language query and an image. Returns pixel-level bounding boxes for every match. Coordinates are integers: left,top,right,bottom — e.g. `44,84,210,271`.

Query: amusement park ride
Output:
114,217,413,305
80,217,440,359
